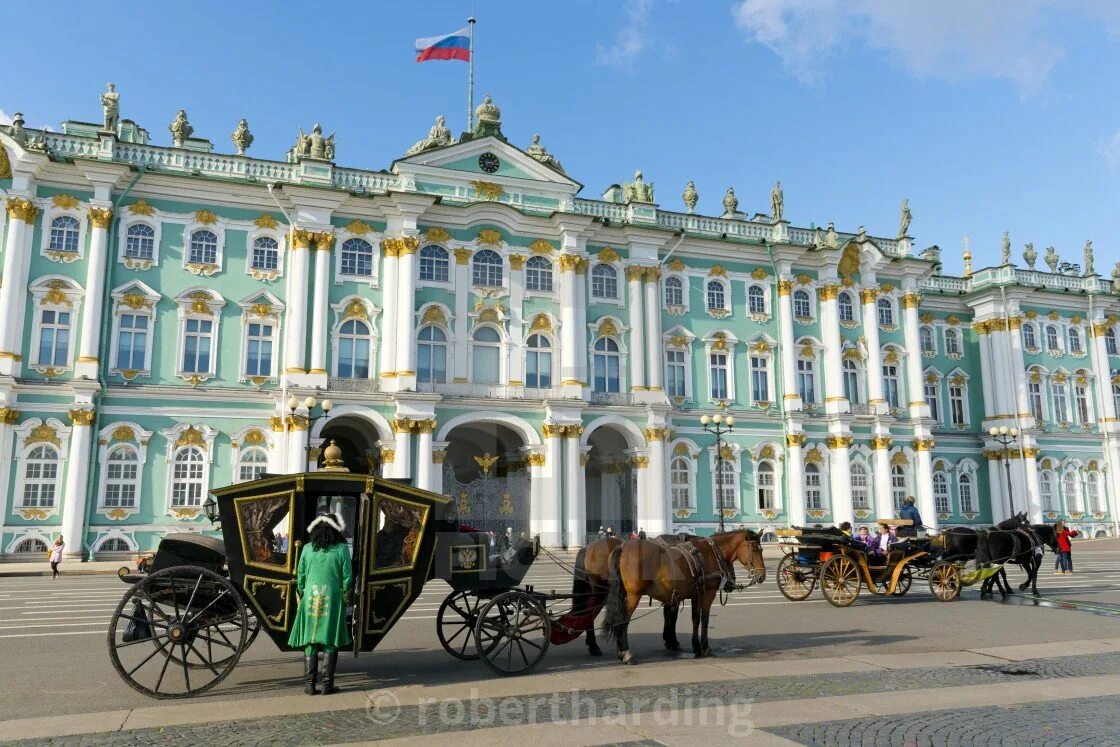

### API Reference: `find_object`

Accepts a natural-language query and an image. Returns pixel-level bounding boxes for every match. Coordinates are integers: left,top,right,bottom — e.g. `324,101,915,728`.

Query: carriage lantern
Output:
701,413,735,532
202,496,219,524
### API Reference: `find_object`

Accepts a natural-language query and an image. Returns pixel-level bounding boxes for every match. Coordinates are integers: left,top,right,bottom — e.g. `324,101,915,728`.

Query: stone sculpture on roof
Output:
101,83,120,132
231,119,254,155
526,134,564,173
898,198,911,239
405,115,455,156
624,170,655,203
169,109,194,147
770,180,784,222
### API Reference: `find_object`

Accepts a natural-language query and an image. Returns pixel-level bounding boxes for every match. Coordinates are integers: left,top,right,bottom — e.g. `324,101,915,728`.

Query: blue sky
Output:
3,1,1119,273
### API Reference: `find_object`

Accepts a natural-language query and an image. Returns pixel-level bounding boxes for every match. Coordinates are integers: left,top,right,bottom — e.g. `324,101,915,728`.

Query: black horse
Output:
978,522,1060,597
933,513,1029,596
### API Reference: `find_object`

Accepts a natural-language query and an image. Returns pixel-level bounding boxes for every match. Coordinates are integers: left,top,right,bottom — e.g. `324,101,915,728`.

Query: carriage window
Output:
372,495,428,572
237,492,293,568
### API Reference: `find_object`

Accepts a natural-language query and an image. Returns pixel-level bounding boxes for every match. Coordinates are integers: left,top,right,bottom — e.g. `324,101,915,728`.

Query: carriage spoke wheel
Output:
474,590,550,676
820,555,861,607
776,554,816,601
892,566,913,596
929,561,961,602
108,566,247,699
437,591,483,660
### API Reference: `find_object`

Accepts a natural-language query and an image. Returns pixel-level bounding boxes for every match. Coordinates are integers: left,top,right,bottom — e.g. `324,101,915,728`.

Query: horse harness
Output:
664,539,737,598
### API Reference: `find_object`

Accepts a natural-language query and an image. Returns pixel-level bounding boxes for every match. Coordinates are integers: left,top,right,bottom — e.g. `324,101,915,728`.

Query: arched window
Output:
1087,471,1102,513
14,538,49,554
1046,325,1060,351
170,447,206,507
417,325,448,384
238,447,268,483
419,245,450,282
525,334,552,389
36,308,72,366
251,236,279,272
100,537,130,553
958,473,975,513
793,289,811,318
592,337,621,393
1062,470,1081,513
919,327,935,354
21,445,60,507
715,459,737,510
591,263,618,299
188,229,218,265
49,215,81,253
877,297,895,326
837,291,854,322
843,359,860,404
125,223,155,259
1040,470,1056,512
748,285,766,315
1022,323,1037,349
933,472,950,514
706,280,726,311
103,445,139,508
340,238,374,277
670,457,692,509
804,463,823,510
525,256,553,292
890,464,908,513
850,463,870,509
471,326,501,384
945,329,961,355
1068,327,1083,354
664,276,684,307
756,461,776,510
1106,328,1118,356
472,249,503,287
337,319,372,378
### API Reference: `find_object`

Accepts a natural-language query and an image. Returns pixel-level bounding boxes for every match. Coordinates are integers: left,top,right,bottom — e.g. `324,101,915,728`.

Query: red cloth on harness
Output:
548,595,604,645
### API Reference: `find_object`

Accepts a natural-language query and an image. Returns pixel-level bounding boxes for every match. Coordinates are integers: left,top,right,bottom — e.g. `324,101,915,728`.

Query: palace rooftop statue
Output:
405,115,455,156
100,82,119,132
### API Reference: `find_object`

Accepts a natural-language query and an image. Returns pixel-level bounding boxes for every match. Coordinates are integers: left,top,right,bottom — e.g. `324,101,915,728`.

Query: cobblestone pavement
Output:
7,653,1120,746
767,695,1120,746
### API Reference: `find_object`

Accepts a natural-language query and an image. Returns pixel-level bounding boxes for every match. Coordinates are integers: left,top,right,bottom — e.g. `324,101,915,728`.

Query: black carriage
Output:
108,470,547,699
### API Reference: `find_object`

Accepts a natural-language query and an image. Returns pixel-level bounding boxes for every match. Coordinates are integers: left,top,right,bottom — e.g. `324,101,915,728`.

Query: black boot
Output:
304,651,319,695
320,649,339,695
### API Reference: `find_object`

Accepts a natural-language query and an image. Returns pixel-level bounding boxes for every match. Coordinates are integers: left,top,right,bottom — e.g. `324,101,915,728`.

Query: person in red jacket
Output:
1055,520,1079,575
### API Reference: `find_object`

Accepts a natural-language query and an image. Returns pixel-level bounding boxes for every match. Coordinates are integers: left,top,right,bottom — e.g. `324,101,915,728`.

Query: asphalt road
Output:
1,545,1118,722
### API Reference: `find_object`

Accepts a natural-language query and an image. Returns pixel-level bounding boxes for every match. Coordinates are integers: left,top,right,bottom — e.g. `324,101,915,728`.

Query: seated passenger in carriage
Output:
878,525,901,555
858,525,879,555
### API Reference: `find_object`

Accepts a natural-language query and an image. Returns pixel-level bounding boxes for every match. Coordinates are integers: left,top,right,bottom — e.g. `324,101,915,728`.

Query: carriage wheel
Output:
108,566,247,699
820,555,861,607
437,591,483,660
892,566,913,596
776,555,816,601
474,590,550,676
929,561,961,602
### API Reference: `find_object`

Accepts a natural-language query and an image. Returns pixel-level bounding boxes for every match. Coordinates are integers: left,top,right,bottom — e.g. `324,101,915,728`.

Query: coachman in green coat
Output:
288,513,353,695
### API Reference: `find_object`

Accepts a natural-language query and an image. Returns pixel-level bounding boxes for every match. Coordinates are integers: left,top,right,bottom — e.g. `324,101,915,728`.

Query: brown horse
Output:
553,537,621,655
600,530,765,663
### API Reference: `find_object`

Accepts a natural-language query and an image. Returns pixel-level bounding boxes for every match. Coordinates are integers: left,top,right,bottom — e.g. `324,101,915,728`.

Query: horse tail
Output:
601,546,627,642
571,546,592,615
976,531,991,566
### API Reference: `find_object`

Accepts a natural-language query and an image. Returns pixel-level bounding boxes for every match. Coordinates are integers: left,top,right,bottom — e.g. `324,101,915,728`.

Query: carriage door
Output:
234,489,299,640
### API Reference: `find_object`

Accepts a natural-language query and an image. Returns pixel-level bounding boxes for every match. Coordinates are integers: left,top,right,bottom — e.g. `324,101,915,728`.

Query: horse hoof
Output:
588,646,603,657
619,652,636,665
665,642,682,652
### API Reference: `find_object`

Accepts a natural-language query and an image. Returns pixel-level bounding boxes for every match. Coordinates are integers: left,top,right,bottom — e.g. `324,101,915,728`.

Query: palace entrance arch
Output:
314,409,390,475
441,421,532,540
584,426,637,540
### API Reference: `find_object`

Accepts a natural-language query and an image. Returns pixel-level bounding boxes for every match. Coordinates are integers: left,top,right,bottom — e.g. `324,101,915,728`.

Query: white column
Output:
308,232,333,379
632,451,650,534
976,323,995,418
431,442,448,495
61,408,95,559
873,437,893,519
526,447,548,542
914,439,938,531
989,322,1013,418
1008,317,1031,421
558,255,581,392
268,416,287,473
540,428,564,546
827,436,853,526
452,249,470,383
574,260,589,386
415,421,433,491
0,409,17,524
394,237,419,389
508,255,527,387
644,267,663,393
0,198,36,376
284,230,312,377
378,242,399,382
777,278,801,409
386,419,413,481
287,417,308,473
626,266,646,391
645,429,668,535
75,207,113,379
861,288,886,413
564,430,585,548
819,284,847,414
786,435,806,527
901,289,928,419
1021,441,1043,523
987,451,1008,524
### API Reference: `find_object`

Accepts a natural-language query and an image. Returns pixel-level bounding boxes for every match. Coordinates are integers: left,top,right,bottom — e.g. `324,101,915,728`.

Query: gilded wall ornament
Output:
128,200,155,216
421,305,447,325
476,228,504,246
708,265,728,277
529,239,554,255
425,226,451,243
194,210,218,225
68,408,96,427
254,214,279,229
529,313,552,333
6,197,39,223
597,319,619,338
26,424,61,447
751,268,769,280
507,254,526,270
597,247,621,263
175,426,207,449
470,181,504,201
52,194,81,209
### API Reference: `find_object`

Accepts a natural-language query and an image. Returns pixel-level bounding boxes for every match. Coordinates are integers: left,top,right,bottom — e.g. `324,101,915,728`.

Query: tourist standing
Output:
48,536,64,579
1055,521,1079,575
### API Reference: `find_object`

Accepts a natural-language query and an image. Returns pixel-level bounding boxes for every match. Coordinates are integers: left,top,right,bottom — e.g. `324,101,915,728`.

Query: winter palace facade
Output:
0,89,1118,559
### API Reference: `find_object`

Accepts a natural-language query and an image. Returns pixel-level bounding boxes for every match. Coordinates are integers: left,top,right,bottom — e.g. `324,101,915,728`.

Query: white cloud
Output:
732,0,1120,93
0,109,11,126
597,0,654,70
1099,129,1120,172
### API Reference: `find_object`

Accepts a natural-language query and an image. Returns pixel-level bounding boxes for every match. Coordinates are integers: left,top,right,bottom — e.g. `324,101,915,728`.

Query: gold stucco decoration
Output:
194,210,218,225
0,147,10,179
597,247,621,263
343,299,369,321
508,254,526,270
796,274,813,286
68,409,96,426
670,334,690,348
529,313,553,333
244,429,265,446
597,318,619,338
26,424,61,447
751,268,769,280
891,452,910,466
477,228,504,247
52,194,81,209
111,426,135,442
529,239,554,255
421,305,447,325
470,181,504,201
254,214,280,229
6,197,39,223
120,292,153,311
707,265,728,278
919,312,935,324
344,219,373,236
175,426,207,450
425,226,451,243
128,200,155,216
871,436,893,450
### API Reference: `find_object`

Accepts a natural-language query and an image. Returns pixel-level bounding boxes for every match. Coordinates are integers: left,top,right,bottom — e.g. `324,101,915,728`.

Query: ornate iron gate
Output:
443,460,530,541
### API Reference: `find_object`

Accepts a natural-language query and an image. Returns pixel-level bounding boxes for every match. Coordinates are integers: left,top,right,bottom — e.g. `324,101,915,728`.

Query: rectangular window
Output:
666,350,686,398
924,382,940,422
949,385,966,426
883,365,899,409
1052,383,1069,424
805,470,822,510
751,356,769,403
1074,386,1090,424
115,313,149,371
797,359,816,403
245,322,274,377
1029,382,1044,421
37,309,71,367
934,478,950,514
709,352,729,400
182,319,213,374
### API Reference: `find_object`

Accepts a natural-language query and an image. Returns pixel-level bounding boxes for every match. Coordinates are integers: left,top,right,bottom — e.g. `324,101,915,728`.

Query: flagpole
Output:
467,17,476,132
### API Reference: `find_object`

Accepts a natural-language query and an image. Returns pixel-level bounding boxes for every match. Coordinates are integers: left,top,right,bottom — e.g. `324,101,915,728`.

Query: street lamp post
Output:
289,395,333,470
701,413,735,533
988,425,1019,520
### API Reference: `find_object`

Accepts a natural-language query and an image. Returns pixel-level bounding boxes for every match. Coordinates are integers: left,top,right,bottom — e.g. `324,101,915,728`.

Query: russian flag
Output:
415,27,471,62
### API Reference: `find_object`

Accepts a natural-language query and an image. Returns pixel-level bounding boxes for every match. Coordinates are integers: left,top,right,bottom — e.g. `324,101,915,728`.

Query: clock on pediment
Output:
478,152,500,173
